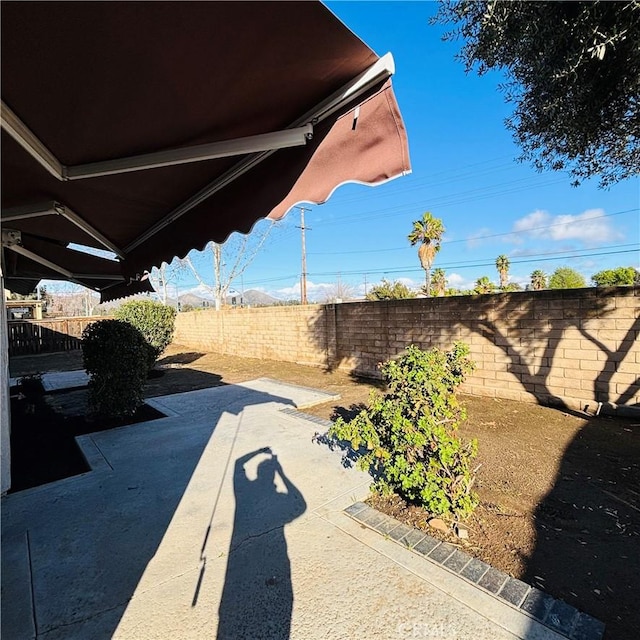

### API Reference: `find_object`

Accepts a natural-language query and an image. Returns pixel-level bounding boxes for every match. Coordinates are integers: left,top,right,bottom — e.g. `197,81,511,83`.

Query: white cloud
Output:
396,277,420,289
272,280,337,302
447,273,475,291
512,208,622,244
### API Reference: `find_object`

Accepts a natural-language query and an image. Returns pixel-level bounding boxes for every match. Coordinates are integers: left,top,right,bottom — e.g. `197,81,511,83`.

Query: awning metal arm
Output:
1,100,313,181
0,102,64,180
5,244,74,279
1,201,125,260
66,125,313,180
124,53,395,253
4,244,124,291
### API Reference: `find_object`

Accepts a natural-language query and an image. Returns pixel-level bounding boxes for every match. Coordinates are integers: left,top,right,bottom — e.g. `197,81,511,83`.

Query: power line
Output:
307,248,638,279
314,176,569,228
239,246,638,287
308,208,639,255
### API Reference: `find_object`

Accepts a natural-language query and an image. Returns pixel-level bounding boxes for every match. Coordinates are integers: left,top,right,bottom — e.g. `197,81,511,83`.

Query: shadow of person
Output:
217,447,306,640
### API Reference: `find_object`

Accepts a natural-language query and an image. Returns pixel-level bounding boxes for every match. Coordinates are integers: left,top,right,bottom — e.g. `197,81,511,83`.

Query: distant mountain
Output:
235,289,280,306
178,292,212,309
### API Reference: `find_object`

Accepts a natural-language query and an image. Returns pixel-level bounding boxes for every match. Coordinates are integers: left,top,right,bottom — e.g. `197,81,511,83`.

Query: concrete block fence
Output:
173,287,639,413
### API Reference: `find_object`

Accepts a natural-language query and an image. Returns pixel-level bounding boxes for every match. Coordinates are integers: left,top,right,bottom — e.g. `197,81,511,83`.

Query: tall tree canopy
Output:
435,1,640,187
591,266,639,286
530,269,547,291
549,267,587,289
474,276,496,294
495,254,510,289
408,212,445,297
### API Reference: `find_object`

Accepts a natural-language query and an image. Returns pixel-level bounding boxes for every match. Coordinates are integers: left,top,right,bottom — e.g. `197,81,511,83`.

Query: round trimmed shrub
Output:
82,319,149,418
115,300,177,369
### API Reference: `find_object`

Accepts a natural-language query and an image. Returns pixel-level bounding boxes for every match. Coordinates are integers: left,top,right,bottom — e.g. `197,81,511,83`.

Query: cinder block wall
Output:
173,305,331,368
173,287,639,412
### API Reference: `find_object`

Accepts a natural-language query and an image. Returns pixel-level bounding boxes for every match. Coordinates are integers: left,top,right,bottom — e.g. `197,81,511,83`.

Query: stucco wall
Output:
1,277,12,494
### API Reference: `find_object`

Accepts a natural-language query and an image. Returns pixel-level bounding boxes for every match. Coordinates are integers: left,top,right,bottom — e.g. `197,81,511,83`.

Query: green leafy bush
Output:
329,343,479,520
366,278,416,300
82,320,149,418
115,300,176,368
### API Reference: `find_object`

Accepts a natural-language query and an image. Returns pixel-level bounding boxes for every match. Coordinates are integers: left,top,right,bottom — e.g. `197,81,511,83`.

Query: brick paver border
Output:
345,501,605,640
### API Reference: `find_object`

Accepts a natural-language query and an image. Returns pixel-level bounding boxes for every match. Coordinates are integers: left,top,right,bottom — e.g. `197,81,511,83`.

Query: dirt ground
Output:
9,344,640,639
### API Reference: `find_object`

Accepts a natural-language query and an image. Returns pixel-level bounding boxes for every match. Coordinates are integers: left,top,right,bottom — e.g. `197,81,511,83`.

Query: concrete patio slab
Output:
9,369,89,392
2,379,567,639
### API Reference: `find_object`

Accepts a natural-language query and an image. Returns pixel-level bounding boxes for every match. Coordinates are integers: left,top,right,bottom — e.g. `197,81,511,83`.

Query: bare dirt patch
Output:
9,344,639,639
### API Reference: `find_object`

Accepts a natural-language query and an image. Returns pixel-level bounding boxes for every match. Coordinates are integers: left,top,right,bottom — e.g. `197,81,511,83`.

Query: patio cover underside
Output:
1,1,410,302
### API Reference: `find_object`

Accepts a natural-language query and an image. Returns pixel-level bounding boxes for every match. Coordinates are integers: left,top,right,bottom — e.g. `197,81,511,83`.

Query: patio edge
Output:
345,502,605,640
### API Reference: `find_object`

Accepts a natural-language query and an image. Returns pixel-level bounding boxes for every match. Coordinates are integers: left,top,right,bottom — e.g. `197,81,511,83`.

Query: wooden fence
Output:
7,317,100,356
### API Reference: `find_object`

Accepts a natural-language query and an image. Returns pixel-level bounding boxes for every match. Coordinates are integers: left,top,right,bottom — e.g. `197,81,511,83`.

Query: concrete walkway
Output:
2,379,568,639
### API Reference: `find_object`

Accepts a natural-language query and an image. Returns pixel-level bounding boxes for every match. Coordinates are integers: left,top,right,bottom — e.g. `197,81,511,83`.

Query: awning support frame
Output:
1,101,313,180
2,52,396,257
124,53,396,253
1,201,125,260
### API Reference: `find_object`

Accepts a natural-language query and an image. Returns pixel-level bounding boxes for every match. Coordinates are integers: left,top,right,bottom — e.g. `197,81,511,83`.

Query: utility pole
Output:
364,273,368,298
295,206,311,304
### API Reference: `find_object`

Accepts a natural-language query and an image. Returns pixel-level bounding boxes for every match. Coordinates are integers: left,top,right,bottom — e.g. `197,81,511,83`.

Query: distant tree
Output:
429,268,447,297
591,266,639,287
37,285,53,314
322,280,356,303
367,279,416,301
474,276,496,295
148,260,187,306
408,212,445,297
495,255,510,289
549,267,587,289
182,222,275,311
502,282,522,292
530,270,547,291
434,1,640,187
273,299,302,307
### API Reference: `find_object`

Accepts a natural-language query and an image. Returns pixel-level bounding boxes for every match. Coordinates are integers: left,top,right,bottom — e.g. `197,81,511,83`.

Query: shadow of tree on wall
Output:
449,288,639,637
308,288,639,638
454,287,638,412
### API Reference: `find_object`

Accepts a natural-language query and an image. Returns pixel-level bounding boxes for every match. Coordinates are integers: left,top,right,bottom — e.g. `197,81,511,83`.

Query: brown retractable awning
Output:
2,234,154,301
1,1,410,302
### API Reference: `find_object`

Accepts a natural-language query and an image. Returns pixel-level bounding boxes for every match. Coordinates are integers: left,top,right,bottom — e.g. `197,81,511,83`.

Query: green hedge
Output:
115,299,176,368
82,320,149,418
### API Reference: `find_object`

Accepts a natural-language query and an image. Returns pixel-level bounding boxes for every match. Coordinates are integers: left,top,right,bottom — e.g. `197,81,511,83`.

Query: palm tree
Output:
474,276,495,294
530,269,547,290
408,212,445,297
496,254,510,289
431,268,447,296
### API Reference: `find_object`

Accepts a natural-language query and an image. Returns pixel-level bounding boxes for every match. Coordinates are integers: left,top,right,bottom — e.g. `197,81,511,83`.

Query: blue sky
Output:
176,1,639,302
68,2,639,302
